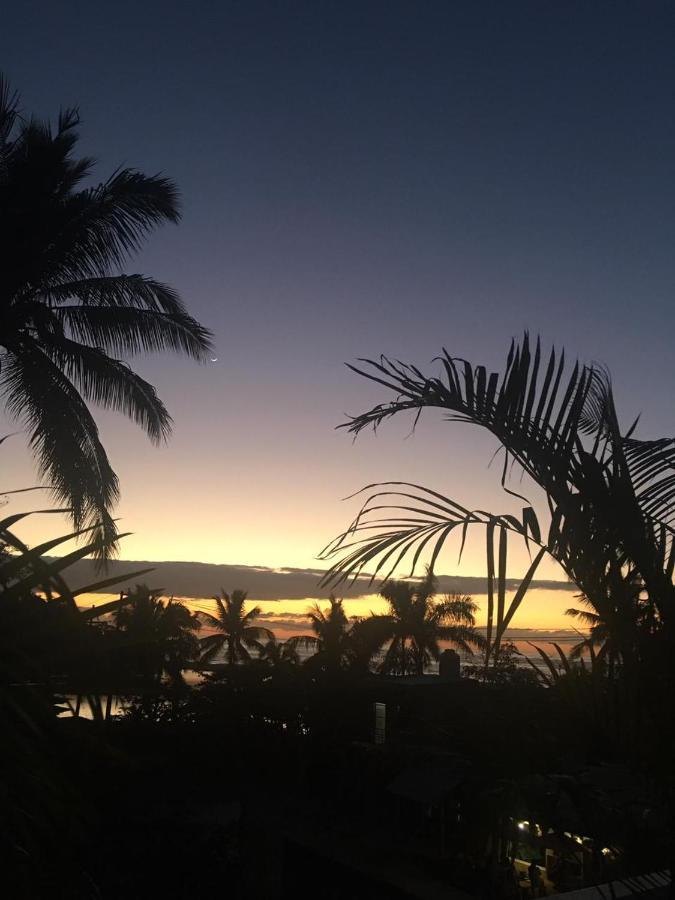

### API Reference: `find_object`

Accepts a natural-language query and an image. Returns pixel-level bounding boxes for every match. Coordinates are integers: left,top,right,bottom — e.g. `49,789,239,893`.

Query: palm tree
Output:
114,585,201,686
347,614,392,674
0,77,213,553
371,570,483,675
198,590,273,666
302,595,351,670
319,336,675,707
565,570,653,680
259,635,301,668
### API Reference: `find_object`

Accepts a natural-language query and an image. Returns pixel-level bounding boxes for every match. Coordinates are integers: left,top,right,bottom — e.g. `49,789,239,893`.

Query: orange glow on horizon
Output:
80,585,578,632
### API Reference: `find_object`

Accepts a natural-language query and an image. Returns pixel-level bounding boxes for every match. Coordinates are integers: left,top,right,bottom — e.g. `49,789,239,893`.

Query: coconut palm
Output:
198,590,273,666
371,570,483,675
114,585,201,686
301,595,351,670
565,569,653,680
347,614,392,673
0,77,213,553
259,635,301,668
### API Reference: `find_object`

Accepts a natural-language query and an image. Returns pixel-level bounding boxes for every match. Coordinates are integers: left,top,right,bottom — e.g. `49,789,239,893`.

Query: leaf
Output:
497,547,547,643
72,566,155,597
494,526,508,659
527,642,560,682
485,522,495,668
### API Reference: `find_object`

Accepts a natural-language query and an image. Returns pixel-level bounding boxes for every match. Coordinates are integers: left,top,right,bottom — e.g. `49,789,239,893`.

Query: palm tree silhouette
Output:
114,585,201,686
302,594,351,670
259,635,301,668
198,590,273,665
347,614,392,673
372,570,483,675
320,334,675,705
565,569,653,680
0,77,212,553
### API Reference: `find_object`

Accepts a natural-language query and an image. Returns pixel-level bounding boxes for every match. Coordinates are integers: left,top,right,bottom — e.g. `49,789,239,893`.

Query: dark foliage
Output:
0,77,213,555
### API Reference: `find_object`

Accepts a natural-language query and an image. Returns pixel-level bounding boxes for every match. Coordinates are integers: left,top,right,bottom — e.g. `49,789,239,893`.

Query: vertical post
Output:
373,701,386,744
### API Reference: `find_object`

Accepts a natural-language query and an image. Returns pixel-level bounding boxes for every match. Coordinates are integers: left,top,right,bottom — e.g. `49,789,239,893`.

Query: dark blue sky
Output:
3,2,675,589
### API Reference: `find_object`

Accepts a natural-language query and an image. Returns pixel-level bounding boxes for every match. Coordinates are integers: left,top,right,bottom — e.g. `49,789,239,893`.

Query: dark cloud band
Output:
58,557,576,601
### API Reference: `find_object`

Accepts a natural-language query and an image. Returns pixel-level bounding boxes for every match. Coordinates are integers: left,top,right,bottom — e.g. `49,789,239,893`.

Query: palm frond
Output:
318,481,541,588
1,345,119,553
1,527,131,603
41,336,172,443
243,626,275,645
0,515,92,599
527,643,561,683
437,594,479,626
44,275,186,314
623,438,675,525
565,607,601,626
197,610,222,628
199,633,225,663
49,297,212,360
73,567,155,601
343,335,597,490
294,635,320,651
242,605,263,626
44,169,181,282
0,74,19,150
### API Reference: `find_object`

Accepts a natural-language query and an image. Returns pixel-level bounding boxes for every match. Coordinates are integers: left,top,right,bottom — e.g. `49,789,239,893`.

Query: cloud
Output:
56,557,576,601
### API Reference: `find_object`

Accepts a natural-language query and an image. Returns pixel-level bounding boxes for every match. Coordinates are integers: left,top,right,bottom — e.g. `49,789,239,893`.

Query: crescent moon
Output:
210,357,218,363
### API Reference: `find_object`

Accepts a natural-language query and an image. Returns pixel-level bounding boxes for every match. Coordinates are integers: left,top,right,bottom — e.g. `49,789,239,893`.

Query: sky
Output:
64,558,579,630
2,2,675,625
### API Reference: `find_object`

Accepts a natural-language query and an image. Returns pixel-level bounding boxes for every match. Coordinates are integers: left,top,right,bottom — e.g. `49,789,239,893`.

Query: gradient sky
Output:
2,3,675,624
